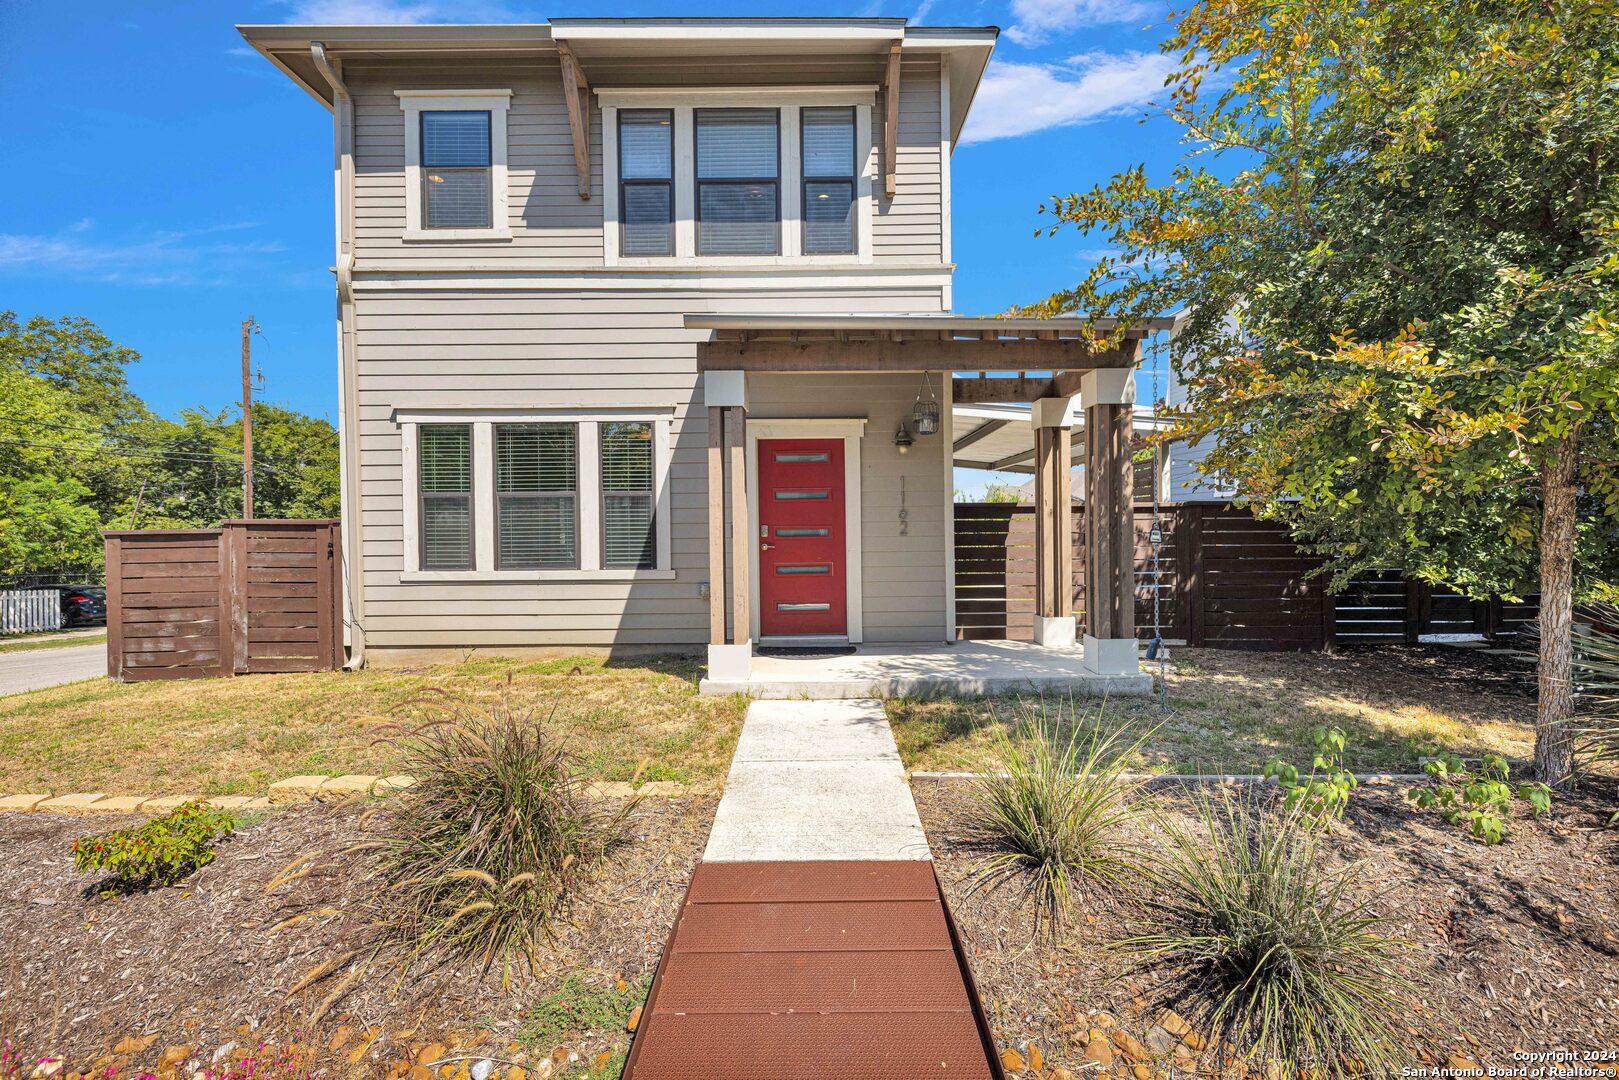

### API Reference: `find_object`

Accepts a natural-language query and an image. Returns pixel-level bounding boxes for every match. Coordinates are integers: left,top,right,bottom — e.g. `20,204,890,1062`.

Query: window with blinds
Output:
495,424,578,570
421,111,492,229
695,108,779,255
419,424,473,570
801,107,856,254
600,422,656,569
619,110,674,256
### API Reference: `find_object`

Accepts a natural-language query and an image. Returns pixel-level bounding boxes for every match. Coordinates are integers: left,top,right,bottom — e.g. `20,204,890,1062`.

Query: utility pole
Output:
241,315,256,519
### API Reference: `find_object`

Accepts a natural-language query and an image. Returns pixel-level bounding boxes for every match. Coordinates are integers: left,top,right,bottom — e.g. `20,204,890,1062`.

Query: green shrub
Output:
1125,794,1411,1078
518,973,650,1048
961,700,1148,926
1408,751,1551,844
1262,725,1357,827
368,695,635,980
71,800,236,892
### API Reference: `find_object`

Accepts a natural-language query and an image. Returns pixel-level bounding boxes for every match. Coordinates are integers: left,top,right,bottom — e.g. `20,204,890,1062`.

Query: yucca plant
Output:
960,699,1149,927
367,690,635,981
1124,793,1412,1077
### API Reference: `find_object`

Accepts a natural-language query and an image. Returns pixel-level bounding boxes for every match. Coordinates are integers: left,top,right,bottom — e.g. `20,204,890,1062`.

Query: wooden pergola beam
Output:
557,42,592,200
700,339,1134,374
883,41,901,200
952,377,1057,403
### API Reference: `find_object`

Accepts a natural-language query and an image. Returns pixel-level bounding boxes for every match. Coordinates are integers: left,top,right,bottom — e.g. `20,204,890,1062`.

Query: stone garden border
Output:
0,775,689,816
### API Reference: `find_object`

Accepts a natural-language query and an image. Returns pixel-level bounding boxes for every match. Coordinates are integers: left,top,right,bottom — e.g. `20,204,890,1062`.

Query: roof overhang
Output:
951,402,1170,473
236,19,997,142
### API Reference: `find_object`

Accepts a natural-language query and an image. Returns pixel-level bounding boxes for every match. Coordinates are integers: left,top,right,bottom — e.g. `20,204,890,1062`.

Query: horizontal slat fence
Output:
105,520,341,681
955,502,1537,651
954,504,1177,642
0,589,64,635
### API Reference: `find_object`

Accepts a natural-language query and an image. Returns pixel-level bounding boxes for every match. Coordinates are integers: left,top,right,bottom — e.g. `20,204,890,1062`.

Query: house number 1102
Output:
898,476,909,536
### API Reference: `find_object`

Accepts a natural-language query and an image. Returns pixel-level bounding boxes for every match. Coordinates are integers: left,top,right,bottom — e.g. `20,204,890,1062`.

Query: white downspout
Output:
311,41,367,670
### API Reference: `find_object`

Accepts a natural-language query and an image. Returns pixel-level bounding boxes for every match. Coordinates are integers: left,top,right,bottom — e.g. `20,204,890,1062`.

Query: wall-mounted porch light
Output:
893,424,914,454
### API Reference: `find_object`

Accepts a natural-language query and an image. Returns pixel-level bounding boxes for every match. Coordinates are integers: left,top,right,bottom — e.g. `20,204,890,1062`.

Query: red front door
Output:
758,438,847,637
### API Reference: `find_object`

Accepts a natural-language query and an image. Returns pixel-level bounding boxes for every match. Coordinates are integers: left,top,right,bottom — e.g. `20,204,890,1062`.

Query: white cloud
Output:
0,223,285,287
960,52,1176,144
268,0,521,23
1006,0,1151,44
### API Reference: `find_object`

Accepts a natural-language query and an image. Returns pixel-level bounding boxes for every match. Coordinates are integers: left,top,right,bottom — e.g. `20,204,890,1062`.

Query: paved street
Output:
0,643,106,696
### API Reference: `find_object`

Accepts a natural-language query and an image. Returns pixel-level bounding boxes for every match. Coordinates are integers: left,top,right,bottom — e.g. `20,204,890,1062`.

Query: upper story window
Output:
600,89,875,265
397,90,512,241
695,109,780,256
619,110,674,257
801,107,856,255
421,111,492,230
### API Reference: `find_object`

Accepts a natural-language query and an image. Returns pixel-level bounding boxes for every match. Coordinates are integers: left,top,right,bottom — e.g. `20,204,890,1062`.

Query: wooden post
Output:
1054,423,1074,619
1084,402,1135,642
1404,578,1422,644
883,41,901,200
105,535,124,681
557,42,592,201
227,523,249,674
707,405,726,644
724,407,749,644
241,316,255,520
1033,424,1056,620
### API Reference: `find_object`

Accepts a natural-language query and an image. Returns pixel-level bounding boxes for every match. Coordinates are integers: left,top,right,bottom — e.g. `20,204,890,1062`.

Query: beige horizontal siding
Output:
354,286,947,650
346,54,944,268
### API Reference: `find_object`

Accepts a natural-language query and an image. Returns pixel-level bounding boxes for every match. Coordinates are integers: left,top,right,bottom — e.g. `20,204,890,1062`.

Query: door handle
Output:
761,543,776,551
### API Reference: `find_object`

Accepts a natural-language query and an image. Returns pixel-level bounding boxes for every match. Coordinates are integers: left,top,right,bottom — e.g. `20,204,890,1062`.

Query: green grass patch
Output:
518,974,652,1049
0,631,106,655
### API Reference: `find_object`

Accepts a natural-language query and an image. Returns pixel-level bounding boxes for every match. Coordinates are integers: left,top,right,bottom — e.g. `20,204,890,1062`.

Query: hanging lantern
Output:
1148,521,1164,546
893,424,914,454
911,371,940,435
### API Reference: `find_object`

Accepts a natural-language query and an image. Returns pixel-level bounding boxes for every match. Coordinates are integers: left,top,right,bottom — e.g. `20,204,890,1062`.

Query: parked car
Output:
55,585,106,627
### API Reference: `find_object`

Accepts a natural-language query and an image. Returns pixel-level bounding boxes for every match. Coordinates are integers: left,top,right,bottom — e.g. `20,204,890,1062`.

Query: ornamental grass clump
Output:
961,699,1150,927
1125,794,1412,1078
71,800,236,894
366,690,635,979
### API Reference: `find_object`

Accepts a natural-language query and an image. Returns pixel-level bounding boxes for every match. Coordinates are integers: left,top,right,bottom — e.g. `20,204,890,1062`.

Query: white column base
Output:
707,641,754,682
1033,616,1077,649
1082,634,1140,676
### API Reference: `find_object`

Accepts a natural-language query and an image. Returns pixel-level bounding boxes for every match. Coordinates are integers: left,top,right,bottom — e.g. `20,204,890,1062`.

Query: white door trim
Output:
747,418,866,644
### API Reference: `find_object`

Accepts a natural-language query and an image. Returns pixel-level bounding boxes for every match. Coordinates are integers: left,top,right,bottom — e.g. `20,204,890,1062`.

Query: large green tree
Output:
1026,0,1619,785
0,312,341,578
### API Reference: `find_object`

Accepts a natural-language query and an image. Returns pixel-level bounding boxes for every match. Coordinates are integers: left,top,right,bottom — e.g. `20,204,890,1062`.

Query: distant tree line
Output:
0,311,339,580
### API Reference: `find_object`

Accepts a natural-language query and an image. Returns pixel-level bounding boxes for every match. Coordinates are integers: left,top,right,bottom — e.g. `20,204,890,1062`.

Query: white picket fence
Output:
0,589,62,635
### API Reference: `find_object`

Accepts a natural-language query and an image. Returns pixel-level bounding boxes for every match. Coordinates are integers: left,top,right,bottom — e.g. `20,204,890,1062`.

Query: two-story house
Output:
240,17,1155,693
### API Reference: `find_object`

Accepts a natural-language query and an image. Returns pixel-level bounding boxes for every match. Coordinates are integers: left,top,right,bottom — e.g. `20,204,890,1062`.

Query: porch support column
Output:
1031,396,1078,649
1080,368,1140,675
704,371,751,682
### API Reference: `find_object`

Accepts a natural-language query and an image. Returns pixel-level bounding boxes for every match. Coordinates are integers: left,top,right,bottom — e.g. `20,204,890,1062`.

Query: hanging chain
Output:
1149,334,1169,709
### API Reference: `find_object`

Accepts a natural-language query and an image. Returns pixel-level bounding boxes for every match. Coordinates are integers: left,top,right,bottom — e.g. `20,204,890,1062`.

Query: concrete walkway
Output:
0,643,105,696
704,699,930,862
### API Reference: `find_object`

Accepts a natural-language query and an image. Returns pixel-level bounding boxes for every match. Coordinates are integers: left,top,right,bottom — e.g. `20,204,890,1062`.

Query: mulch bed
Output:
0,795,715,1076
917,778,1619,1075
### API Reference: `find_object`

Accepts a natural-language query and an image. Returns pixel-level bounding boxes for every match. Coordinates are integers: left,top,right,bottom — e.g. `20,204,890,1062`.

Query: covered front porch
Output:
691,313,1167,699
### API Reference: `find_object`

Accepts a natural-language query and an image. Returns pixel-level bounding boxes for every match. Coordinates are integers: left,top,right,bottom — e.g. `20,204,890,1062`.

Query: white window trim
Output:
397,90,513,242
601,87,876,268
746,418,866,644
395,406,674,582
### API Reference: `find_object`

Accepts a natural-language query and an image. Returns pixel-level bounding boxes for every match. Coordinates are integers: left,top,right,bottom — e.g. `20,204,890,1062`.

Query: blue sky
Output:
0,0,1184,442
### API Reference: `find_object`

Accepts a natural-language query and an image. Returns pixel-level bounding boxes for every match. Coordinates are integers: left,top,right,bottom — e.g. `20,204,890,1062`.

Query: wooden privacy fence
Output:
0,589,63,635
955,502,1538,650
104,520,341,681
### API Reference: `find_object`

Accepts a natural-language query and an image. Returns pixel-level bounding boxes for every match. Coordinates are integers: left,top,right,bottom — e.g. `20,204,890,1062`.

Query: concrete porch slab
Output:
699,639,1154,699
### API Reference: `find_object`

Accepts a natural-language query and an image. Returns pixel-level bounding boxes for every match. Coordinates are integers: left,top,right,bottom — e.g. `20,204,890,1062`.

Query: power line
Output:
0,414,300,470
0,437,287,474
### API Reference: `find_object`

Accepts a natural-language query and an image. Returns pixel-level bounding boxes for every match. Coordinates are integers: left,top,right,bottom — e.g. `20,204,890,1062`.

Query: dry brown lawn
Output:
890,643,1541,774
0,654,746,797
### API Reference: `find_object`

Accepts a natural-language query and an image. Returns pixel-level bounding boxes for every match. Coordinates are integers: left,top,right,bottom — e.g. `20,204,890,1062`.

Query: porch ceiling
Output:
951,402,1168,473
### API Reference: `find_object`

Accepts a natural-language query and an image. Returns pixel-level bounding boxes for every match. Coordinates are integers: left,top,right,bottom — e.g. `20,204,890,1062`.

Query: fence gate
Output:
105,520,341,681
